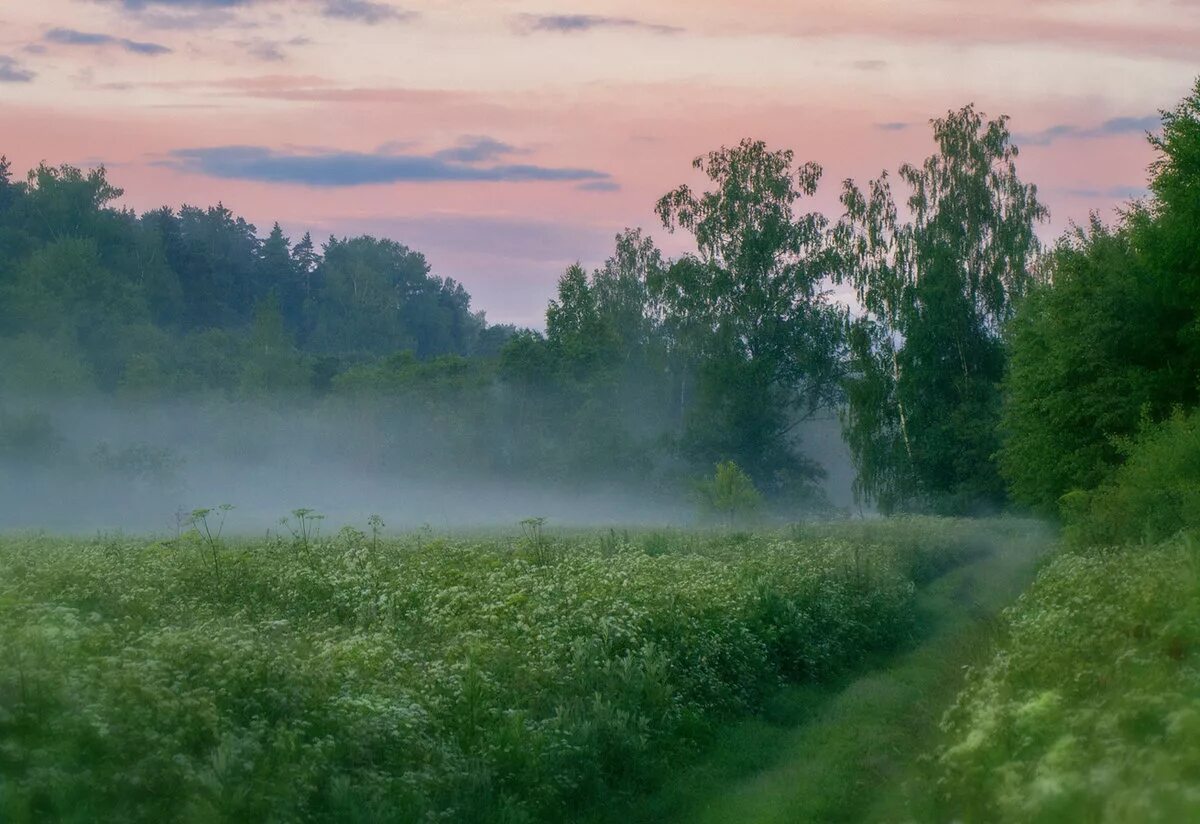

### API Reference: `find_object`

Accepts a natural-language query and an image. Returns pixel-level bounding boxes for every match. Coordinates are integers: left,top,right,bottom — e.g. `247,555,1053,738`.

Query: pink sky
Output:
1,0,1196,326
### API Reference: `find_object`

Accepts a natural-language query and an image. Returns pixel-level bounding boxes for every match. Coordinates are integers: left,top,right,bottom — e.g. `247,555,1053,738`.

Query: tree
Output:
696,460,762,525
1143,77,1200,382
836,105,1047,512
291,231,320,299
239,293,313,395
168,203,261,329
258,223,300,329
0,155,18,214
654,139,846,496
1001,81,1200,514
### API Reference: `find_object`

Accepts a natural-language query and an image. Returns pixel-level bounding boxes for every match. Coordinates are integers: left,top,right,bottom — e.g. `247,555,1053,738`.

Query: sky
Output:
1,1,1197,327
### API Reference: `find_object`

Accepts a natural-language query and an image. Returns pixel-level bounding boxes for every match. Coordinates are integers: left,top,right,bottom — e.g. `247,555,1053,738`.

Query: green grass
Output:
0,518,983,823
935,534,1200,822
591,519,1051,823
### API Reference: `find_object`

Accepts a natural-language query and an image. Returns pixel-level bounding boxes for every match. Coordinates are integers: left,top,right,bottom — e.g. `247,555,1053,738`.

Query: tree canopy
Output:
835,105,1047,512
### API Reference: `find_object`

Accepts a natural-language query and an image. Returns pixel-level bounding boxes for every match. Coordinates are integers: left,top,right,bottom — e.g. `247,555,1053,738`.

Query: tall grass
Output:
0,520,975,823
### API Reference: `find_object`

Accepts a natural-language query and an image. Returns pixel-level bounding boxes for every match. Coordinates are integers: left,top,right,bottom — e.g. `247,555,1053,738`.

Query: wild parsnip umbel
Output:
187,503,233,589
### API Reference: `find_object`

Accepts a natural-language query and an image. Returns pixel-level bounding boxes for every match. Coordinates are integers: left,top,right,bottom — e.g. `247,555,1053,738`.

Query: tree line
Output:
2,76,1197,513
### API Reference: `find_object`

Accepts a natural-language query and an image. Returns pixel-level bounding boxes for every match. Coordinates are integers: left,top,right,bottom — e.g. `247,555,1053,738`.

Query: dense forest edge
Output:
1,76,1199,822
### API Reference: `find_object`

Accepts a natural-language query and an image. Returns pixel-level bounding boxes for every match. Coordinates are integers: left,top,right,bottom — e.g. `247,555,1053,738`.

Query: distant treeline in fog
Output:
2,78,1199,520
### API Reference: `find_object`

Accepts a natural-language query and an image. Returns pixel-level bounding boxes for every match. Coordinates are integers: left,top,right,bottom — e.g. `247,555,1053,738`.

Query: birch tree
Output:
836,105,1047,511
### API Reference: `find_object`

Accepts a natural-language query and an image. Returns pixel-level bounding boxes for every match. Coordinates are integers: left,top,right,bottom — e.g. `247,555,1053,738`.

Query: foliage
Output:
1000,220,1164,513
836,105,1047,513
654,140,846,497
0,520,977,823
1062,408,1200,547
936,536,1200,822
696,461,763,524
1000,81,1200,515
0,162,498,396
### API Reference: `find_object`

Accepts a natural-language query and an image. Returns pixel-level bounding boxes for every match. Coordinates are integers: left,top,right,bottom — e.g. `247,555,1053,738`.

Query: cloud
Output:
320,0,413,23
432,136,520,163
45,28,172,56
1098,115,1162,135
515,14,683,35
237,37,312,61
0,56,35,83
94,0,250,30
100,0,414,26
103,0,253,7
780,10,1200,60
875,122,909,131
577,181,621,192
1016,114,1159,146
159,144,612,186
852,59,887,71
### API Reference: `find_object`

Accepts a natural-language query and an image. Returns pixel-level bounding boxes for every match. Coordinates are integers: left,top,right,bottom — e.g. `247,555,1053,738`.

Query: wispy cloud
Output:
514,14,683,36
45,28,172,56
852,59,887,71
577,181,621,192
1016,114,1159,146
431,136,521,163
237,37,312,61
159,144,612,186
320,0,413,24
780,10,1200,61
875,121,909,131
0,56,35,83
102,0,254,8
100,0,414,26
95,0,251,30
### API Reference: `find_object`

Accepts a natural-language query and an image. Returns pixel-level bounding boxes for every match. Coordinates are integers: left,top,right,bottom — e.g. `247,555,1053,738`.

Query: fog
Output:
0,397,858,535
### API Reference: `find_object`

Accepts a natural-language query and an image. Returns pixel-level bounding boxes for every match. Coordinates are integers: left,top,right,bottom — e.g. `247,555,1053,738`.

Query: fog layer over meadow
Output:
0,397,857,534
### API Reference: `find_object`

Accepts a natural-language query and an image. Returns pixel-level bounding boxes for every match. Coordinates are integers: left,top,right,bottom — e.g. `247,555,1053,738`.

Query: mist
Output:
0,396,858,534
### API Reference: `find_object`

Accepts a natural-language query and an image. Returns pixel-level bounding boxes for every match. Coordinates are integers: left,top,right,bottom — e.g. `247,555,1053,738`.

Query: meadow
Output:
935,535,1200,822
0,517,989,823
932,411,1200,823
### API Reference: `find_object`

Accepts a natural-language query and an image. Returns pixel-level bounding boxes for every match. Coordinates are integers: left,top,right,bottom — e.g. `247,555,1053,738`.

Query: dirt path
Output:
606,525,1051,824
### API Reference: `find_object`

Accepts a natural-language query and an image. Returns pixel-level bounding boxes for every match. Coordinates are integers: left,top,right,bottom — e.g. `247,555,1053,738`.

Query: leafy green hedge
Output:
0,521,973,823
936,537,1200,822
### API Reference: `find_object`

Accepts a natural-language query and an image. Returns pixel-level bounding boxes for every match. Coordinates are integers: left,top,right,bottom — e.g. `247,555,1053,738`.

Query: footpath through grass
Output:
601,521,1051,824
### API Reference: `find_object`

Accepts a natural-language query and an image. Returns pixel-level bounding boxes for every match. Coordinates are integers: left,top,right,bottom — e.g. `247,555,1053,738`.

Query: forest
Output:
1,75,1198,823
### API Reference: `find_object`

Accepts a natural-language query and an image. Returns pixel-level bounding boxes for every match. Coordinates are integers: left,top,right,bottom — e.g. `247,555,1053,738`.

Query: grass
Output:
0,518,984,823
935,534,1200,822
591,518,1052,823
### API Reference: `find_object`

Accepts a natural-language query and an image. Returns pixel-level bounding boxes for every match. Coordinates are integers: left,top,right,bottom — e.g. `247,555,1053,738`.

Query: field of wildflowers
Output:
0,518,984,822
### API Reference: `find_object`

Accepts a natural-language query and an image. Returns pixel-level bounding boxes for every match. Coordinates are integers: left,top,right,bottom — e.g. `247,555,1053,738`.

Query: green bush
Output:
935,537,1200,822
695,460,763,525
0,521,975,823
1065,408,1200,546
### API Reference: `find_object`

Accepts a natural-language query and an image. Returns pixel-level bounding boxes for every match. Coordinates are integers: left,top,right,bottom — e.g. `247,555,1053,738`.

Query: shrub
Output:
696,460,763,525
936,537,1200,822
1065,408,1200,546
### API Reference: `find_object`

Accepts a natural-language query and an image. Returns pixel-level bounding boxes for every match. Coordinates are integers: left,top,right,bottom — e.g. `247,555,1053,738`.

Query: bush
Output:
935,537,1200,822
696,460,763,525
1065,408,1200,546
